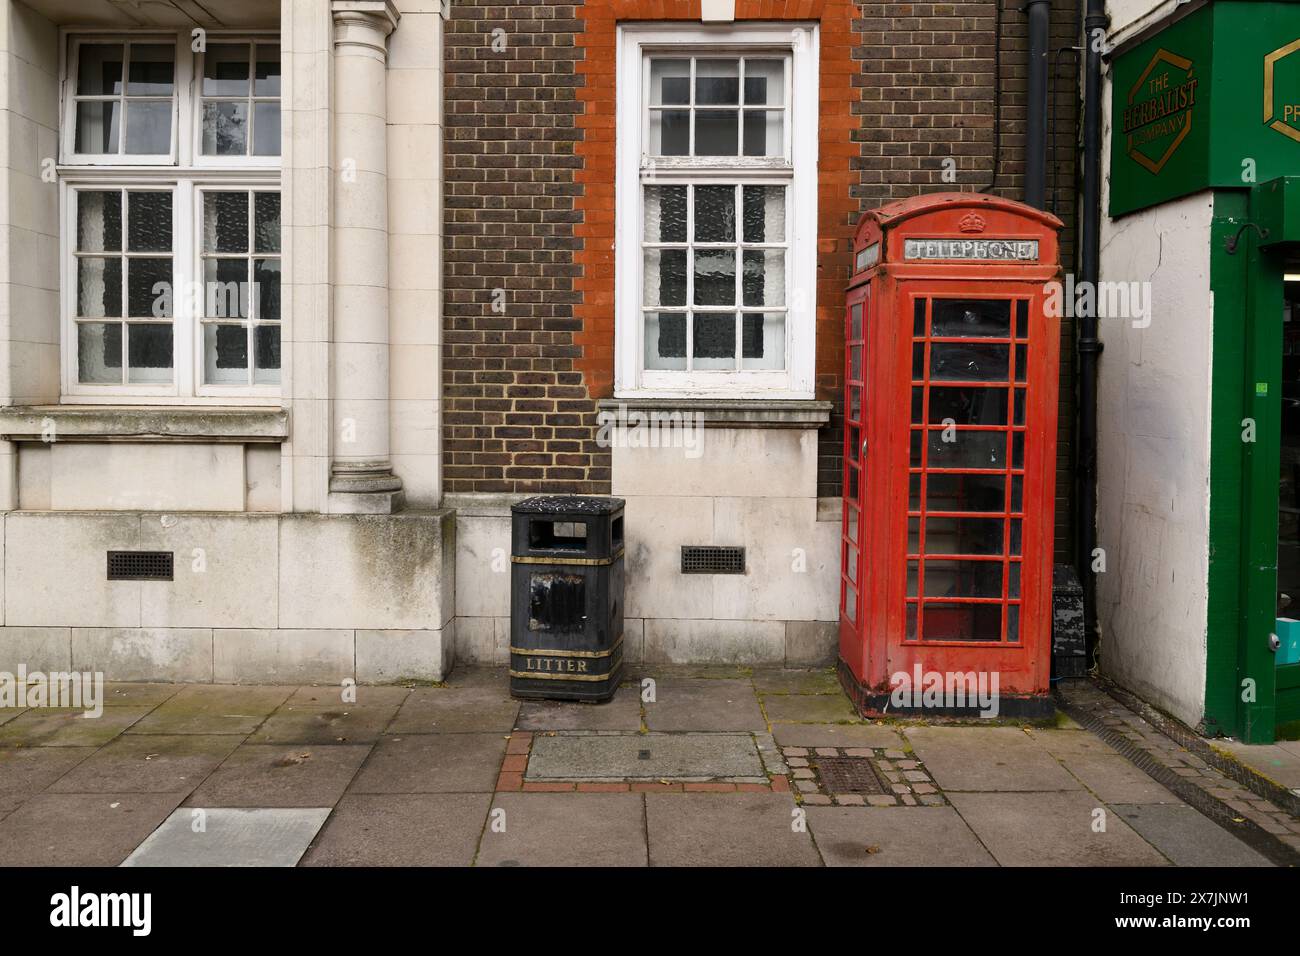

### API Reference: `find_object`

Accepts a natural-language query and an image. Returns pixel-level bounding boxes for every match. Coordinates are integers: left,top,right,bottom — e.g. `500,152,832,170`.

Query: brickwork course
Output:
443,0,1080,561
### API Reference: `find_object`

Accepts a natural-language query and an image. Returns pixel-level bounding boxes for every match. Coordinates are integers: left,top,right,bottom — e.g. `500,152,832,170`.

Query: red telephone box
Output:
838,193,1062,716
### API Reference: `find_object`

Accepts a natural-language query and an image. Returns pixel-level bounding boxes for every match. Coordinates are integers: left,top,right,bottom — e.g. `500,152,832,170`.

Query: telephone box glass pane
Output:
924,430,1004,470
932,299,1011,338
923,516,1004,555
925,474,1006,513
924,602,1001,641
928,386,1008,425
922,560,1003,599
930,342,1010,381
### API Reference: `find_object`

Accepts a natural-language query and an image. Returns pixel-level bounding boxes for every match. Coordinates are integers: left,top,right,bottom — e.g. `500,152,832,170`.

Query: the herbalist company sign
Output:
1122,50,1198,175
1109,1,1300,218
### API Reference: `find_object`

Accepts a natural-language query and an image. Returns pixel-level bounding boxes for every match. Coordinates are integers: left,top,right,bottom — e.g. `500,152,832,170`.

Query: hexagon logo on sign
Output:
1121,48,1199,175
1265,38,1300,143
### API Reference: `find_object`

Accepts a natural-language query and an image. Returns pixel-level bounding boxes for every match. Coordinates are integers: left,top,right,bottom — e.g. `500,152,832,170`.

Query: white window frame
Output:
614,22,819,399
57,29,281,405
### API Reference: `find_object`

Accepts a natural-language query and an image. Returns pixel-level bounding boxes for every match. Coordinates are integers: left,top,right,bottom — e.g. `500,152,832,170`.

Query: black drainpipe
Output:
1024,0,1051,209
1078,0,1108,663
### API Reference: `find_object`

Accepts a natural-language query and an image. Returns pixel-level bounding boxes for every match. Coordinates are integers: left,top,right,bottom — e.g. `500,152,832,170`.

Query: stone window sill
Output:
597,398,833,429
0,406,289,443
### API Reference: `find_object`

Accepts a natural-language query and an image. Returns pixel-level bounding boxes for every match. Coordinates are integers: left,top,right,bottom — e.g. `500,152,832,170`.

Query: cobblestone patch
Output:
1056,680,1300,858
784,745,945,807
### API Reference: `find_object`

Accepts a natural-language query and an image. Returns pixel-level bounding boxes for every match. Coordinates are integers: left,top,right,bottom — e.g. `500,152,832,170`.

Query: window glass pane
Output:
75,101,120,154
127,323,173,383
254,324,281,385
126,44,174,95
742,186,784,243
923,602,1002,642
203,192,250,253
204,43,250,96
127,192,172,252
648,110,689,156
930,342,1010,382
643,186,686,243
693,186,735,243
128,258,172,317
692,313,735,369
741,313,784,369
642,249,686,307
932,299,1011,338
649,59,690,105
253,102,281,156
742,110,782,157
202,101,249,156
924,430,1005,469
77,44,123,95
77,323,122,383
693,250,735,306
254,44,281,97
927,386,1008,426
78,191,122,253
923,516,1005,556
695,59,739,104
922,559,1003,599
204,325,249,384
124,100,171,154
254,193,282,253
694,110,738,156
253,259,280,322
204,259,250,320
926,474,1006,513
644,312,687,370
742,249,785,307
77,258,122,317
743,59,784,106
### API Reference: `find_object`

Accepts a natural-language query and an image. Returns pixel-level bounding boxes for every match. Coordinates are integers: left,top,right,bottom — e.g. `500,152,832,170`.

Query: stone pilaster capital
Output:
331,1,400,58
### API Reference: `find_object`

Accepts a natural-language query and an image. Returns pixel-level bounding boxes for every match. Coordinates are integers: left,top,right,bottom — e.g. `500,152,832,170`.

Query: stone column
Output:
328,0,403,513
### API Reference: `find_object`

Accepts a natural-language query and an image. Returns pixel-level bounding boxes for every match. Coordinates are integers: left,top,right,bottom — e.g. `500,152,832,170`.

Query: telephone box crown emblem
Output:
958,212,986,234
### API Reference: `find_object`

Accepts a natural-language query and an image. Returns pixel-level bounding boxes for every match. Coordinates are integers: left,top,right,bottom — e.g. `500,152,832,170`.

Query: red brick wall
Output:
444,0,1080,557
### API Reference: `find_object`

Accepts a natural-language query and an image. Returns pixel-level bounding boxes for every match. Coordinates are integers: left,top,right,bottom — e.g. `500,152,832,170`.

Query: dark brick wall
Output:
443,2,608,493
443,0,1081,561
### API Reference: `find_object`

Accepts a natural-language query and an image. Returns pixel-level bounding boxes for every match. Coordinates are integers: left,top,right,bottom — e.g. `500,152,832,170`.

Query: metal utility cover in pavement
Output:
526,733,764,781
121,808,332,867
815,756,888,795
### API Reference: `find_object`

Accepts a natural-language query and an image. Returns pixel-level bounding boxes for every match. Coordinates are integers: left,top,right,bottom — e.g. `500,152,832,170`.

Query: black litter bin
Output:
509,495,625,702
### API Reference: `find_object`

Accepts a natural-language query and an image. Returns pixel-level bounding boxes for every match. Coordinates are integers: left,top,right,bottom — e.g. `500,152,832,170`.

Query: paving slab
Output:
947,791,1170,866
1026,727,1119,756
772,723,905,749
526,732,764,781
642,678,765,732
476,793,647,867
49,734,242,794
645,792,821,866
348,733,505,793
807,805,997,867
250,686,411,745
0,791,185,866
441,666,512,691
1214,740,1300,789
1111,804,1272,867
0,746,97,800
126,685,294,735
388,686,519,734
905,726,1081,791
762,693,860,724
122,807,331,867
0,708,27,727
1054,752,1181,805
102,683,183,707
750,669,842,696
0,706,151,747
514,690,643,732
301,793,491,866
184,743,371,808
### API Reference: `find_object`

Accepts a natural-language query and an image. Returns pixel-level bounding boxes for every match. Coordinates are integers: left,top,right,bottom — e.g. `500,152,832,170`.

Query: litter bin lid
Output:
512,495,626,515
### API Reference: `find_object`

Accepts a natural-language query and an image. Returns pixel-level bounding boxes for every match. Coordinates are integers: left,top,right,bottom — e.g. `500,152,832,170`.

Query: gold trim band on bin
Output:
509,637,624,659
508,669,621,682
511,548,625,567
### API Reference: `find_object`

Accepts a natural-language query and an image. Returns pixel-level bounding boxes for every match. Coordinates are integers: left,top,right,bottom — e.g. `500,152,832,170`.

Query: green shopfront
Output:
1100,0,1300,743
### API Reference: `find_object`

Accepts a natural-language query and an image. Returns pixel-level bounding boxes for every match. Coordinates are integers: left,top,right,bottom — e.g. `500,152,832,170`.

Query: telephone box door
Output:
839,283,869,670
